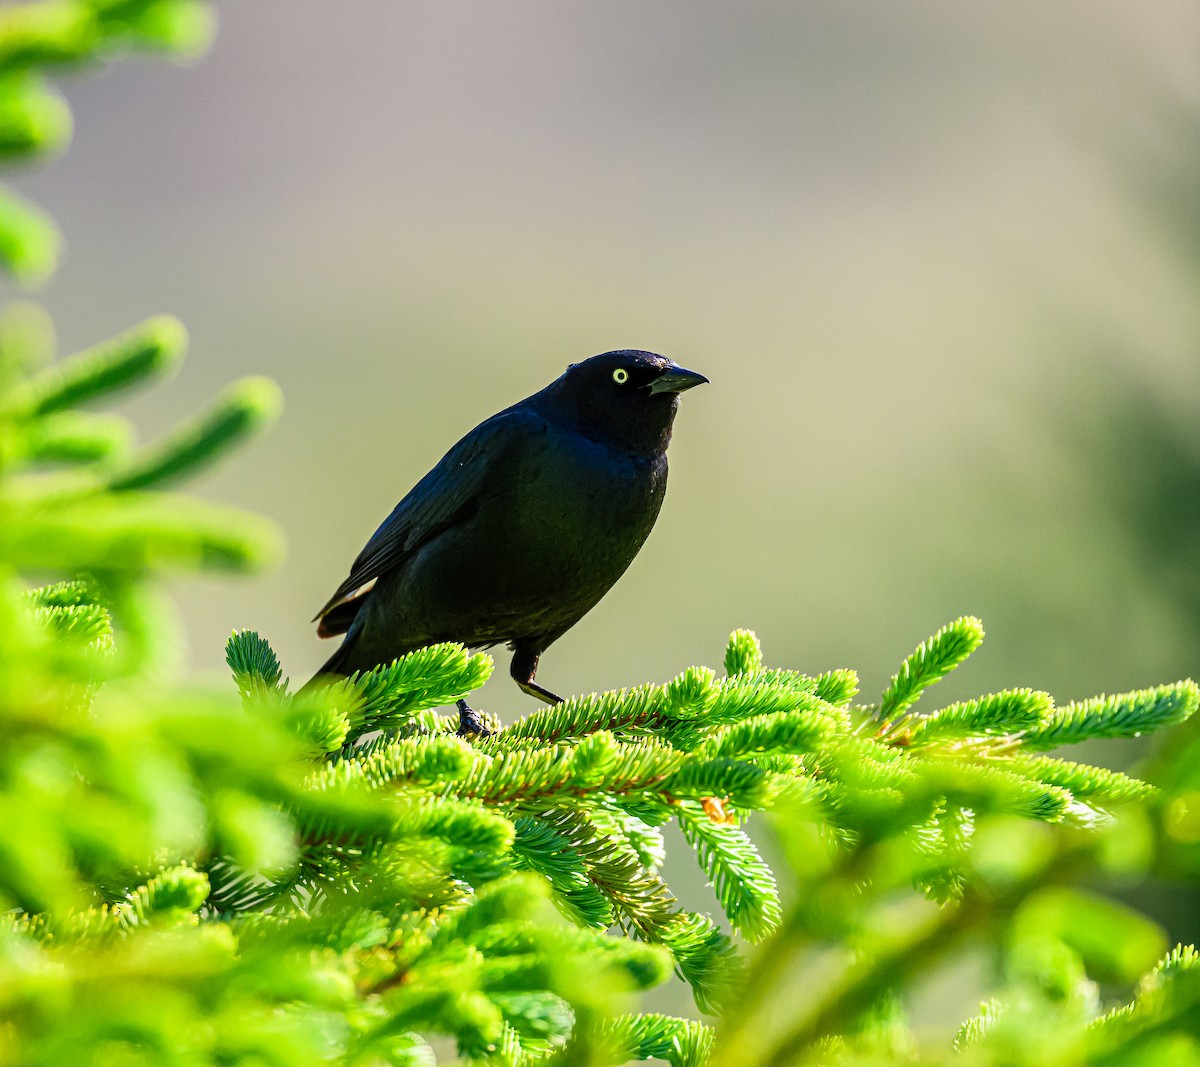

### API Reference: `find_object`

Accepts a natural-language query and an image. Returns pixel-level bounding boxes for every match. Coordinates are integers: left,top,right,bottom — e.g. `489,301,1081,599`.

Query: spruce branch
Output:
878,615,985,725
903,688,1053,744
814,668,859,706
724,628,763,677
694,708,833,760
579,1012,715,1067
1019,682,1199,750
677,800,782,943
0,185,59,281
107,375,282,492
226,628,285,701
344,642,494,737
0,3,101,72
3,493,283,574
21,410,133,464
1004,755,1155,806
6,315,185,417
0,69,71,159
498,682,672,745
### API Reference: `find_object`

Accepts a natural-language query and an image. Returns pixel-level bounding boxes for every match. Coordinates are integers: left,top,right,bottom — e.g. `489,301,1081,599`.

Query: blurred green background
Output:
12,0,1200,1012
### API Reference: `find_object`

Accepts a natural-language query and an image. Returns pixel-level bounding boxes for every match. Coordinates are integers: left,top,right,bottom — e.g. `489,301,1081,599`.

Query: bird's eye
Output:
612,368,629,384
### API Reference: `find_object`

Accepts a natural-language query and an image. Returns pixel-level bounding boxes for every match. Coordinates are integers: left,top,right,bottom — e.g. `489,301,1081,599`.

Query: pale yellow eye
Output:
612,368,629,384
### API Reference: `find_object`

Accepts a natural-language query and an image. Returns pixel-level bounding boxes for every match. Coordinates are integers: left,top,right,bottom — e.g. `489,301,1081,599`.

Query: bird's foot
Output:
455,699,494,739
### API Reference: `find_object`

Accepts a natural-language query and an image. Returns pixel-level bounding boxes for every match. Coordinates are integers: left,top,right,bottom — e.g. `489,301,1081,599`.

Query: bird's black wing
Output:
313,407,542,632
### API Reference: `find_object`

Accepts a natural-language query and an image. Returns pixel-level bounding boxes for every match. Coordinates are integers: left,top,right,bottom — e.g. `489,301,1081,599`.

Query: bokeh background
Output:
13,0,1200,1027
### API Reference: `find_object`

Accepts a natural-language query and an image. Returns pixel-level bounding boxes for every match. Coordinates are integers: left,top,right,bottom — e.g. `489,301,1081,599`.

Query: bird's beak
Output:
647,364,709,395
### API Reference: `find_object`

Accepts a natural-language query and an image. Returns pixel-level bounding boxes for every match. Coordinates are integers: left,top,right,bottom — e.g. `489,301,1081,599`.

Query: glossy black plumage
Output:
308,350,707,732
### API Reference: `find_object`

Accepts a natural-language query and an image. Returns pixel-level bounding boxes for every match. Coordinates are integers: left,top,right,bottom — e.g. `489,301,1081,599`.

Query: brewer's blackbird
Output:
308,350,707,735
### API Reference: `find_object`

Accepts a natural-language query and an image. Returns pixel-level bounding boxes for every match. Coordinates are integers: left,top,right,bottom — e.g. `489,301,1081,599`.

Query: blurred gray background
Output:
24,0,1198,704
13,0,1200,1028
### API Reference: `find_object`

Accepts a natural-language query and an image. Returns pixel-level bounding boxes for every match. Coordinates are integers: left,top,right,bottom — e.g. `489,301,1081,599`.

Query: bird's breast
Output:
472,431,667,613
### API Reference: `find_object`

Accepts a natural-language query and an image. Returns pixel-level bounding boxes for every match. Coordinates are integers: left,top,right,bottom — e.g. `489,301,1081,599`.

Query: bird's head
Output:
536,350,708,454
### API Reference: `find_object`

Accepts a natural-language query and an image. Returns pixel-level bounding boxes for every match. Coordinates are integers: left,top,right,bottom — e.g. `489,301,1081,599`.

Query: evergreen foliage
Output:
3,8,1200,1066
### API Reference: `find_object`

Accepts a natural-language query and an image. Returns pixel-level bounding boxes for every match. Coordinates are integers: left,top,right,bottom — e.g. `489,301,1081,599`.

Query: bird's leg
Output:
510,647,563,705
455,698,492,739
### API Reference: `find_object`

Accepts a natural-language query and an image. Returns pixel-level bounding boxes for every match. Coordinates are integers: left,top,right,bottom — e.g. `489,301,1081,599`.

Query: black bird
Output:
308,350,707,735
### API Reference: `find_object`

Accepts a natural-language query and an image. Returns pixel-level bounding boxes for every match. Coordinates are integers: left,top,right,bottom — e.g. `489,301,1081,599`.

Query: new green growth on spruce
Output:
5,7,1200,1066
